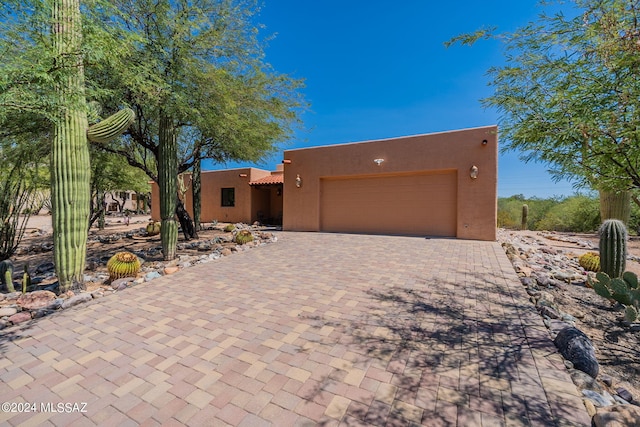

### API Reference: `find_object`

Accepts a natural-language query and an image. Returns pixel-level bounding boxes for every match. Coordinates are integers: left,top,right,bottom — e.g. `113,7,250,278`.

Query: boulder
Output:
17,290,57,310
554,327,599,378
593,404,640,427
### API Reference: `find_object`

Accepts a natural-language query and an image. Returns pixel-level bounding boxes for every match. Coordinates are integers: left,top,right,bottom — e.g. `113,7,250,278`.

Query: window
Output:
221,188,235,207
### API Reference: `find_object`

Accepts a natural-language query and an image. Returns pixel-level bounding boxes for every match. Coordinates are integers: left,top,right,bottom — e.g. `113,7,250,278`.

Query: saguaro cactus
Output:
599,219,627,279
158,113,178,261
521,204,529,230
51,0,91,292
51,1,134,292
599,189,630,224
87,108,135,143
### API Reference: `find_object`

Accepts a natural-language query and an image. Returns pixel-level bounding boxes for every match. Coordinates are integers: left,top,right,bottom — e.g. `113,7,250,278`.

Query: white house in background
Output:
104,191,144,213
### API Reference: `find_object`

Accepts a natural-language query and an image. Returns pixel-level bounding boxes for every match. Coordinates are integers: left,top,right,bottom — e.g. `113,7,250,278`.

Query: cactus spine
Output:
87,108,135,143
158,113,178,261
599,219,627,279
521,204,529,230
51,0,91,292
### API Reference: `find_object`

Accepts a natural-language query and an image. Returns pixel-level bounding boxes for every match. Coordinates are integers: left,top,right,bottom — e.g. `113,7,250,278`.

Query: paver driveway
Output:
0,232,590,426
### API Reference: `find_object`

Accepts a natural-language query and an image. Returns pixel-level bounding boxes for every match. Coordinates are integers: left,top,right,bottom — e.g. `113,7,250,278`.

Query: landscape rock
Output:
145,271,162,281
615,387,634,403
61,293,92,309
35,262,55,274
163,266,179,275
4,292,21,301
593,404,640,427
601,375,614,387
554,327,599,378
538,305,561,319
584,399,597,417
16,290,57,310
111,278,135,290
0,307,18,317
582,390,615,407
570,369,603,392
8,311,32,324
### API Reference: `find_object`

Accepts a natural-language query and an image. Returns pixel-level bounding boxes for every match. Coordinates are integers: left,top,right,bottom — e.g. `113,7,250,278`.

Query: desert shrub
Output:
535,195,599,232
0,166,38,260
498,195,558,230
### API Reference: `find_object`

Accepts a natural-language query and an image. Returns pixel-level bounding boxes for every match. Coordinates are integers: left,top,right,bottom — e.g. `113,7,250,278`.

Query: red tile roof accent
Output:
249,174,284,186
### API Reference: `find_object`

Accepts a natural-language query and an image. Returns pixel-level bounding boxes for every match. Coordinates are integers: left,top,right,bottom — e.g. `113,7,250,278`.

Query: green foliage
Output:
106,251,141,280
234,230,254,245
447,0,640,192
579,252,600,272
599,219,627,279
498,194,599,232
0,260,15,293
536,195,600,232
0,163,39,260
589,271,640,322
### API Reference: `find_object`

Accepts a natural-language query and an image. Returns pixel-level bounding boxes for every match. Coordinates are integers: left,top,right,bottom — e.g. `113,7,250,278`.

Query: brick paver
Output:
0,232,591,426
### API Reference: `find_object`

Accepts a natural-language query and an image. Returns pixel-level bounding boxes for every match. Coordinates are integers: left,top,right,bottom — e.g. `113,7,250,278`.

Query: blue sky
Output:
204,0,585,199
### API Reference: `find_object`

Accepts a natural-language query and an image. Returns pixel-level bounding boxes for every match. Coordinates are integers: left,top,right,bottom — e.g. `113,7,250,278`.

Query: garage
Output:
319,170,457,236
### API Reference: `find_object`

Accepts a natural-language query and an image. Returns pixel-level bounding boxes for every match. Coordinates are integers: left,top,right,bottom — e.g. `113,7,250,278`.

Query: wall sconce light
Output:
470,165,479,179
295,174,302,188
373,158,384,166
282,159,292,164
238,173,248,178
482,139,488,145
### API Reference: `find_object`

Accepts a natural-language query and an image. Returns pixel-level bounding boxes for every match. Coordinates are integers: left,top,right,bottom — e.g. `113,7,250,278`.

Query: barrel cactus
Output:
235,230,254,245
146,221,161,236
106,252,141,280
578,252,600,273
599,219,627,279
224,224,235,232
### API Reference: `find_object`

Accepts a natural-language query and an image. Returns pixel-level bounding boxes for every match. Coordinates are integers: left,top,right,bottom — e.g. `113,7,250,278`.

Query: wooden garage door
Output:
320,170,457,236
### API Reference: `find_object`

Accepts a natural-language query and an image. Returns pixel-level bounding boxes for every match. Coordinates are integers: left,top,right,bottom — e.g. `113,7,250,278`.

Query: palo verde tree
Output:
88,0,305,260
447,0,640,204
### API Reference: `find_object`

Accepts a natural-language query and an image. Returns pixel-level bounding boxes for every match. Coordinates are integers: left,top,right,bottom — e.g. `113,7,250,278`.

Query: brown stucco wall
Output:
150,168,271,224
282,126,498,241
